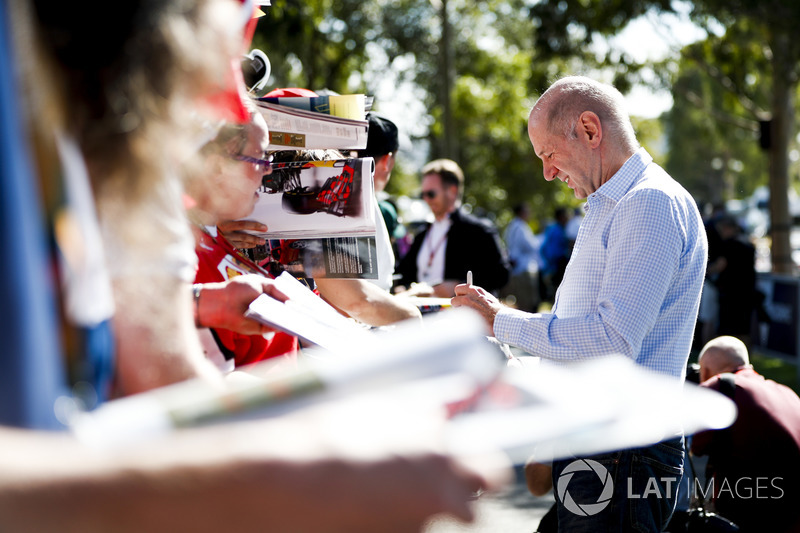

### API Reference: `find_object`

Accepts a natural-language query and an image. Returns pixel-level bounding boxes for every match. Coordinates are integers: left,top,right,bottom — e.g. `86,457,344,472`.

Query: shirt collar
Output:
592,147,653,204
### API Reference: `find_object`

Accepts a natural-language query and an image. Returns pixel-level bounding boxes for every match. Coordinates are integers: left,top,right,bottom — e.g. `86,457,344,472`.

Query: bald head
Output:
529,76,638,152
698,336,751,383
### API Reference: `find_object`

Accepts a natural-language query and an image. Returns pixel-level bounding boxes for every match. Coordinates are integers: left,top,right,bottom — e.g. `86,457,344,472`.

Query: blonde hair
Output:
27,0,239,201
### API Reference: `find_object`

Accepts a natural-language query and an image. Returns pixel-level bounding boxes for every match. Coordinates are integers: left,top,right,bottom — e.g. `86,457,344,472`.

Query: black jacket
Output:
397,208,510,293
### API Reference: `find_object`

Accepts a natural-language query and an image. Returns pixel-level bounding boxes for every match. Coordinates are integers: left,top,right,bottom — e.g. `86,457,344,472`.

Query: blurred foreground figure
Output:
0,0,508,530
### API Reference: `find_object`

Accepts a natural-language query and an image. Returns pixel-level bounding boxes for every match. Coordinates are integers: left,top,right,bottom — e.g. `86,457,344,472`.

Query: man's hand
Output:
451,283,505,332
197,275,288,335
217,219,268,249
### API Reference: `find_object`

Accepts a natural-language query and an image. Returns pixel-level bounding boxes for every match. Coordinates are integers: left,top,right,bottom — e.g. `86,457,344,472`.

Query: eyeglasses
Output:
420,190,438,200
229,153,273,173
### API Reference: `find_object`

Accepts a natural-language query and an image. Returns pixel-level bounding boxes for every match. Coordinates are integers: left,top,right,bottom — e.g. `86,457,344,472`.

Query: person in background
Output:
186,113,298,371
453,75,708,532
708,214,757,347
500,202,541,312
220,90,422,328
264,148,423,327
564,205,584,248
539,206,571,302
692,336,800,533
695,203,726,349
396,158,510,297
358,112,405,266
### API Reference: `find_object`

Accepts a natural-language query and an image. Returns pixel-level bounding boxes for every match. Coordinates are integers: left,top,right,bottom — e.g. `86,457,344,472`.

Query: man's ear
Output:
377,153,395,173
579,111,602,148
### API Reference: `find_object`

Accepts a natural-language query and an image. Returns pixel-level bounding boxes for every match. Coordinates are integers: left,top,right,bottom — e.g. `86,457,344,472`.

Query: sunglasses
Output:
229,153,273,173
420,190,438,200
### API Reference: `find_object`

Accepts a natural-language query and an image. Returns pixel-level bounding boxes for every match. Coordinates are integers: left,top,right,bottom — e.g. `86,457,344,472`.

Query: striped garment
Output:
494,148,708,379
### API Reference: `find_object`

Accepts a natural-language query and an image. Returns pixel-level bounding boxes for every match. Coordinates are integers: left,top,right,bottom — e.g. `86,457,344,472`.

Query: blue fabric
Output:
494,149,708,378
83,320,116,406
552,437,684,533
540,221,568,275
503,217,540,276
0,0,69,429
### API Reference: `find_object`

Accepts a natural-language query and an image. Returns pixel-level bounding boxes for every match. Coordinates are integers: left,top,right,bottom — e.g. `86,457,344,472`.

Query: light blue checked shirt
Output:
494,149,707,378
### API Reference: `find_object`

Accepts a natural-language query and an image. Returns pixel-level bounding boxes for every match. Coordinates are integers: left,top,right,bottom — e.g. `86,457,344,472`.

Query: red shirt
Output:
194,226,298,368
692,366,800,532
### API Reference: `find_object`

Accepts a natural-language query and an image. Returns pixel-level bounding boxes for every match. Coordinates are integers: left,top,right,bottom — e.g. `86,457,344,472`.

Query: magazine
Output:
259,236,379,281
255,99,369,150
70,317,737,460
69,308,505,449
247,157,376,239
244,271,371,352
241,156,379,280
258,94,370,120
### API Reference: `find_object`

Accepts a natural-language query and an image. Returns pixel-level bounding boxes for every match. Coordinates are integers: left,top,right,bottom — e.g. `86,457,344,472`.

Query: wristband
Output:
192,284,203,328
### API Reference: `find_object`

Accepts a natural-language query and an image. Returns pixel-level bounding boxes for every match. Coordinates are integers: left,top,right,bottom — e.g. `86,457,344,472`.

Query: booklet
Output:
258,94,370,120
245,271,371,352
247,157,376,239
255,99,369,150
241,157,379,280
69,308,505,449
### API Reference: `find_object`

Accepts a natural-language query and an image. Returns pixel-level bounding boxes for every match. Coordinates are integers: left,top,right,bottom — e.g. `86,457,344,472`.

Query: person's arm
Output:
432,280,460,298
112,276,224,396
194,274,290,335
0,412,508,532
690,379,722,457
493,190,688,363
452,283,506,330
217,219,268,249
315,278,422,327
523,461,553,497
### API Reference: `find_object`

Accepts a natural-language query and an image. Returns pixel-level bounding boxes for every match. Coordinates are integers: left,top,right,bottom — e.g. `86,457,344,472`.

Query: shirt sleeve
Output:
494,188,684,362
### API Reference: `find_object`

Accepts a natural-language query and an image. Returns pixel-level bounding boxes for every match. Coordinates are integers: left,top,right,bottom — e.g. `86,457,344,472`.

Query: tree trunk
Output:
768,30,795,275
440,0,455,159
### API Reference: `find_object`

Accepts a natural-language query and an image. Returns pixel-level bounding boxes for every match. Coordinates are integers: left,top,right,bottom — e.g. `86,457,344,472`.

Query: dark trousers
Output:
551,437,684,532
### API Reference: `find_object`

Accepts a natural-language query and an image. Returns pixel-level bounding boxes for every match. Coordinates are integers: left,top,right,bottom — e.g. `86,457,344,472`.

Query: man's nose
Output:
543,163,558,181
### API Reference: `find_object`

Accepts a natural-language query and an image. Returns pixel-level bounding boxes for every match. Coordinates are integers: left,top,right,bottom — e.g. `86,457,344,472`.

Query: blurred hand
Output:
451,283,505,331
218,219,267,249
197,274,288,335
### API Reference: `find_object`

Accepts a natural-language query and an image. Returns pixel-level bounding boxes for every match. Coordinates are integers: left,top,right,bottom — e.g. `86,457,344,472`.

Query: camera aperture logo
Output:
556,459,614,516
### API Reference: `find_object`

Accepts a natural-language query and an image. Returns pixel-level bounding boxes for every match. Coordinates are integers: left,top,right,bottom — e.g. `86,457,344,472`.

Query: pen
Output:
467,270,473,286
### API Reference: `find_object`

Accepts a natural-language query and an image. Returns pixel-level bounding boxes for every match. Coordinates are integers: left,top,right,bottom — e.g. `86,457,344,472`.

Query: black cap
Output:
361,113,399,158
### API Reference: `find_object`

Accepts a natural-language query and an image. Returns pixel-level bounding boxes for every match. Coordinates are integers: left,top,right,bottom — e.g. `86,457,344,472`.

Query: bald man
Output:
693,336,800,533
453,75,707,532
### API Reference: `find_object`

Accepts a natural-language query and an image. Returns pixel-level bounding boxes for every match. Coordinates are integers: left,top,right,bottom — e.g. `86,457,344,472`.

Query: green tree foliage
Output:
254,0,577,230
527,0,800,272
662,28,770,206
253,0,377,93
251,0,800,260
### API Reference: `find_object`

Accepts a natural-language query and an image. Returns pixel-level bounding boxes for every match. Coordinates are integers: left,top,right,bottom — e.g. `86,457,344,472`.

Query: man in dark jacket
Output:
396,159,509,297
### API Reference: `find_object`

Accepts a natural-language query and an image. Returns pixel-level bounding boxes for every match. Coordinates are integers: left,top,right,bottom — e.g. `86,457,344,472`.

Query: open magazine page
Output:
259,236,379,281
445,356,738,464
255,99,369,150
244,272,371,352
247,157,376,239
70,309,736,460
69,309,505,449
